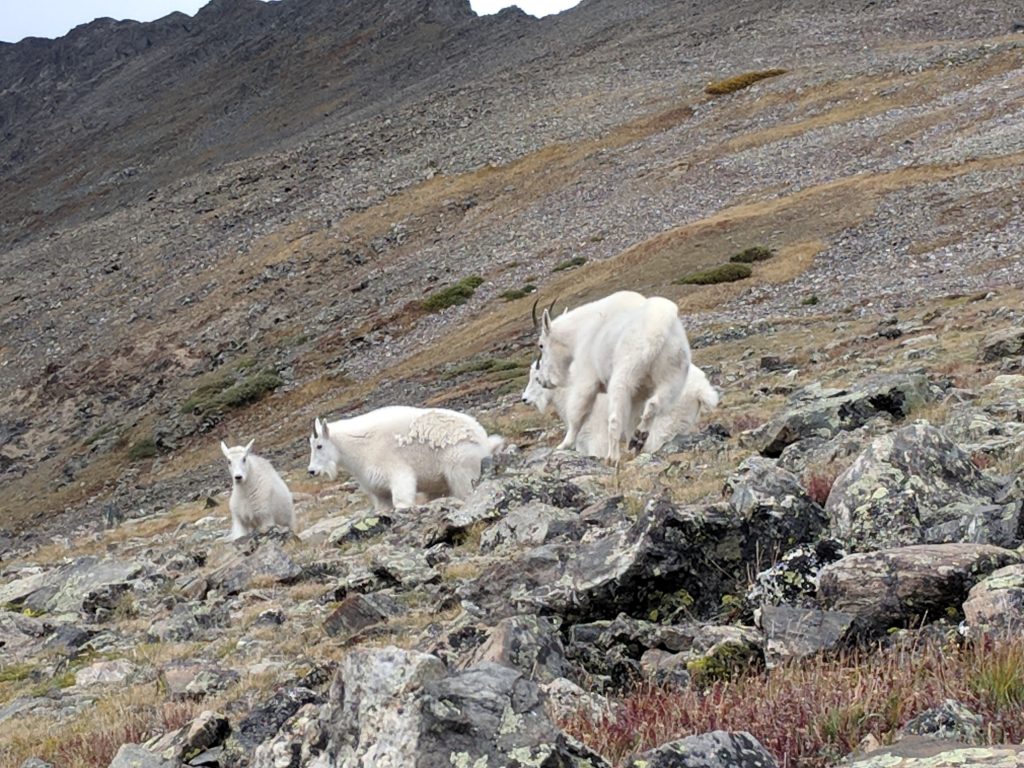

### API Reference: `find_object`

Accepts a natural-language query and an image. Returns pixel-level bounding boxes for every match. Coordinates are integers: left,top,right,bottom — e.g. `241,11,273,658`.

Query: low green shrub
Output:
127,438,158,461
729,246,775,263
675,263,752,285
552,256,586,272
499,284,537,301
422,276,485,311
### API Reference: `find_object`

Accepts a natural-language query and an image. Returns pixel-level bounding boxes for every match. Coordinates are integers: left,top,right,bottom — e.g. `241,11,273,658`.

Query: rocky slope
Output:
2,0,1024,765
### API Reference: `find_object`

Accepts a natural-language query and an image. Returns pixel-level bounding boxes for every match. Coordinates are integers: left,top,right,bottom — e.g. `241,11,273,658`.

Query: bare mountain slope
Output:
0,0,1022,545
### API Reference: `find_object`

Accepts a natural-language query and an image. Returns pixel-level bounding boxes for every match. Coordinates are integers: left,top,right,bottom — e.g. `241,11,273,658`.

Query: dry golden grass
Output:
704,69,787,96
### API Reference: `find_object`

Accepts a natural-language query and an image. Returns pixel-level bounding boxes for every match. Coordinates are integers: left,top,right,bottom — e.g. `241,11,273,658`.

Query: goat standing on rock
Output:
535,291,692,463
220,440,295,540
523,360,718,457
307,407,504,512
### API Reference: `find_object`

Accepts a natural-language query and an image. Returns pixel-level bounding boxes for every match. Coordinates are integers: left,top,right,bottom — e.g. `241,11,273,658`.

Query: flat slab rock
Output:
817,543,1022,633
845,735,1024,767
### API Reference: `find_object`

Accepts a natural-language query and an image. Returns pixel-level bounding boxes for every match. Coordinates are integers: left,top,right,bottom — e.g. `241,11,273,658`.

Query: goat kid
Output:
220,439,295,540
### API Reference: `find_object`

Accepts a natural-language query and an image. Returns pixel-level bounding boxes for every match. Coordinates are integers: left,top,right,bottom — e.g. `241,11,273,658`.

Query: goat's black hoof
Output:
629,431,649,453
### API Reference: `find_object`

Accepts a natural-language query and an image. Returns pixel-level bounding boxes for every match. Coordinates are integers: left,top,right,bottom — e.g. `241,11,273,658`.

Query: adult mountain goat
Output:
220,440,295,539
307,407,504,511
536,292,692,463
523,360,717,456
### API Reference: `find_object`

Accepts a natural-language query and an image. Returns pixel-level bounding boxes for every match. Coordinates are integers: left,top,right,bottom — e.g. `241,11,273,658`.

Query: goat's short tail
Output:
487,435,506,456
698,380,720,411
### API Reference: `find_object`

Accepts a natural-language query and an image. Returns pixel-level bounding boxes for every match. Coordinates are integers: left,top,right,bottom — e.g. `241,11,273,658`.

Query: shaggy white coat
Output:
537,292,692,463
307,406,504,511
220,440,295,540
523,361,718,456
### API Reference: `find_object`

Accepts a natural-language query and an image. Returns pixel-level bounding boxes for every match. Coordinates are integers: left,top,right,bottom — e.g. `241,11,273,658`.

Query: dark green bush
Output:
127,438,158,461
499,284,537,302
675,263,752,285
729,246,775,263
552,256,586,272
422,276,485,312
216,372,284,409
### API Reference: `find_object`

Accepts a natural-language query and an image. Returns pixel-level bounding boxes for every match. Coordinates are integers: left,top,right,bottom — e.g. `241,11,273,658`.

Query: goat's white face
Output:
522,360,553,412
221,439,255,484
307,418,340,480
536,310,570,388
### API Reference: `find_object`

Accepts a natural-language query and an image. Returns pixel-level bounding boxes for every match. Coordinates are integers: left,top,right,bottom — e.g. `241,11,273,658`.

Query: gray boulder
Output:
843,735,1024,767
106,744,175,768
817,543,1022,634
826,422,1021,552
758,604,855,668
0,557,145,615
465,614,573,683
749,374,932,457
961,563,1024,637
900,699,983,744
623,730,779,767
980,327,1024,361
206,540,302,595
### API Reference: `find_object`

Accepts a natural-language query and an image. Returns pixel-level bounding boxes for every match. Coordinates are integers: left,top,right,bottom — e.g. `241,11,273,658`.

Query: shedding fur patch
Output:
396,410,480,449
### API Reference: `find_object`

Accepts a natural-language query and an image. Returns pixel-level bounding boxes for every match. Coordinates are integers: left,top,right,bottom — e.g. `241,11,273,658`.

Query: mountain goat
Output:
220,440,295,540
523,360,717,456
536,292,692,463
307,406,504,511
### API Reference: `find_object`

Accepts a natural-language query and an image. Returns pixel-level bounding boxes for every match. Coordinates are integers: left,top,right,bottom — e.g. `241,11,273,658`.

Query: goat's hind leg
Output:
634,366,688,454
558,382,598,451
388,467,419,510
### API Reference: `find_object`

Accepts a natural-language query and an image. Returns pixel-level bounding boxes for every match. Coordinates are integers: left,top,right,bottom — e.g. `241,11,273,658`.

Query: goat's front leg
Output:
558,382,598,450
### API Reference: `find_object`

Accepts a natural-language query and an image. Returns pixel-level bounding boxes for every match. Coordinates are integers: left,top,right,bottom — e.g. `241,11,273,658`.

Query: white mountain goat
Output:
220,440,295,540
523,360,717,456
536,292,692,463
307,407,505,511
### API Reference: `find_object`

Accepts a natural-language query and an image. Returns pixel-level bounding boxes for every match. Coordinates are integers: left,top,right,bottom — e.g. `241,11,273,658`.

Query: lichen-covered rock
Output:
224,684,323,763
817,543,1022,634
321,646,447,767
317,648,606,767
479,501,582,552
74,659,137,687
724,456,827,530
758,604,855,668
843,735,1024,766
900,699,983,743
749,374,932,457
322,592,399,638
106,743,176,768
206,540,303,595
623,730,779,767
146,710,231,763
745,540,846,611
467,487,829,623
961,563,1024,637
466,614,573,683
826,422,1021,552
416,662,608,768
0,556,145,616
980,327,1024,362
251,703,327,768
0,610,50,661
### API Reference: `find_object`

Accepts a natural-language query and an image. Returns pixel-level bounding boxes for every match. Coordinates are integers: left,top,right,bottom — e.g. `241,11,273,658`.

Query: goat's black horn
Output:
531,297,540,328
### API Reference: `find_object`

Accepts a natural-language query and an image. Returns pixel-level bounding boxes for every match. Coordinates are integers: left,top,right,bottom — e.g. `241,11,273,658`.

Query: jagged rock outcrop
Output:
825,422,1022,552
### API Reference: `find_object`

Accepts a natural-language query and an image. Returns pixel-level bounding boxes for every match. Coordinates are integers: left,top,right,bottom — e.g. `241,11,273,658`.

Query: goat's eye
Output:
316,443,322,450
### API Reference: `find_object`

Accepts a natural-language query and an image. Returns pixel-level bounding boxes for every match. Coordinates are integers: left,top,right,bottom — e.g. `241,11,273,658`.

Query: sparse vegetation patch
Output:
499,284,537,301
675,263,752,285
704,69,787,95
552,256,587,272
422,276,485,311
181,371,283,415
127,438,159,461
729,246,775,263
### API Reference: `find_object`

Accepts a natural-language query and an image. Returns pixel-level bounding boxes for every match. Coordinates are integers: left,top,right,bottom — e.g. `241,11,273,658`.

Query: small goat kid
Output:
307,406,504,511
523,361,717,456
220,440,295,540
536,292,692,463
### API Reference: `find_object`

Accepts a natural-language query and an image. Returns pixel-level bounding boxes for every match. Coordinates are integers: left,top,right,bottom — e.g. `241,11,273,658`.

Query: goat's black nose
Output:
234,475,243,481
308,469,316,476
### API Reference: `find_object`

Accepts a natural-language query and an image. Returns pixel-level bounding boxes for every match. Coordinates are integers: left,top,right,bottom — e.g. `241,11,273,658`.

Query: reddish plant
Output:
802,465,841,506
562,634,1024,767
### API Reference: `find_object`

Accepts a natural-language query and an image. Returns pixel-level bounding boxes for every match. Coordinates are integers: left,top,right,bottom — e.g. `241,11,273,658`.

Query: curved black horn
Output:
531,297,540,328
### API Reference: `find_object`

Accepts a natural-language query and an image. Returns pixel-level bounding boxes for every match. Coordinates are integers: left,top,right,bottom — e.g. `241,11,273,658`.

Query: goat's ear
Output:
312,418,322,438
243,439,254,456
541,309,551,334
320,419,330,438
220,441,230,459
